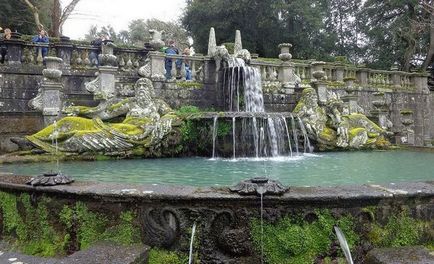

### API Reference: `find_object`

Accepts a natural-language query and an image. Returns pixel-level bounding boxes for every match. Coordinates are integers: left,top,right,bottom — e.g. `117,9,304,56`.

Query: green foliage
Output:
217,120,231,137
148,248,189,264
176,81,204,89
251,210,359,264
102,211,141,245
0,192,64,257
368,211,425,247
221,42,235,54
59,203,140,249
175,105,201,117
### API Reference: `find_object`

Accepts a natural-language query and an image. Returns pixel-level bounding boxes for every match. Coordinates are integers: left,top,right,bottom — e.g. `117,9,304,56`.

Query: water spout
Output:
232,117,236,159
212,116,218,159
334,226,354,264
188,222,197,264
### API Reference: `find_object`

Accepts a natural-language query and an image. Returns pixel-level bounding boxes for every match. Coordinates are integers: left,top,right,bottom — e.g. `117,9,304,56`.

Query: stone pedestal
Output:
55,37,73,68
356,68,368,86
28,57,65,125
334,66,344,82
5,32,24,66
98,66,118,99
148,51,166,81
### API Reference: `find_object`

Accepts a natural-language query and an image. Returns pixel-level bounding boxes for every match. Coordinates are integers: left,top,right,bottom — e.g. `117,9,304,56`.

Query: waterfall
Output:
298,116,313,153
212,116,218,159
212,57,312,158
282,116,293,157
232,116,236,159
291,114,299,155
267,117,279,157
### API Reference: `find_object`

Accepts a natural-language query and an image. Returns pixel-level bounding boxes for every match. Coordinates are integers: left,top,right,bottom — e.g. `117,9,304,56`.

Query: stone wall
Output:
0,176,432,263
1,61,434,153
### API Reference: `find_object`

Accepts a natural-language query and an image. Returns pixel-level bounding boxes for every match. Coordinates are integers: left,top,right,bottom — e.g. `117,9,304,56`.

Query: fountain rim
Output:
0,174,432,203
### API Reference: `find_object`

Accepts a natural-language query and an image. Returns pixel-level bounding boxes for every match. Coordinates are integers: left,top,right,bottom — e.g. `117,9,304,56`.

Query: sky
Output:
62,0,186,40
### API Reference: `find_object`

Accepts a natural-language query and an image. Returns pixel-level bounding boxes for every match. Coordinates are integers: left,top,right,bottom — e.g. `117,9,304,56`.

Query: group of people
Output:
0,27,49,63
163,40,192,80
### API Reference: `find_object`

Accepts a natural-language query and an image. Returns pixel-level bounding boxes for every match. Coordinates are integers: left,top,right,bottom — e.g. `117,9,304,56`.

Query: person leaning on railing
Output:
31,29,49,60
0,27,11,64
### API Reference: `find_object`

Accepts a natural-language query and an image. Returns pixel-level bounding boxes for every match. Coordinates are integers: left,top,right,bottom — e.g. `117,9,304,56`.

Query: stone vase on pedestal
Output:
35,57,64,125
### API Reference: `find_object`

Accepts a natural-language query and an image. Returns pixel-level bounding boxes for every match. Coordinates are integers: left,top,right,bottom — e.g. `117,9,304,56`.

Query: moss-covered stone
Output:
0,192,141,257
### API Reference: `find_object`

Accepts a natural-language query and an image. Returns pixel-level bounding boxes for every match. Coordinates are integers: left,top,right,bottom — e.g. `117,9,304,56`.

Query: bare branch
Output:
21,0,44,30
59,0,82,26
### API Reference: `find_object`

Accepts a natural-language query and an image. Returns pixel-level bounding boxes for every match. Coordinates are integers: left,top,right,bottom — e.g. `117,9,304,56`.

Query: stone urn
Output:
149,29,165,50
278,43,292,61
42,57,63,81
98,42,117,67
311,61,327,81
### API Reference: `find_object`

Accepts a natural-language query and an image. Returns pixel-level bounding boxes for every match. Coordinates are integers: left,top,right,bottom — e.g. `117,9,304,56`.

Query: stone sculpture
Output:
294,88,389,150
26,65,180,156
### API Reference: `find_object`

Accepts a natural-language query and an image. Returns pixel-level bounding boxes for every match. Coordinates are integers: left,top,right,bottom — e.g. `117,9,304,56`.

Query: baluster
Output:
119,56,125,69
191,60,196,81
82,49,91,66
180,60,186,81
261,66,267,80
267,66,274,81
133,55,139,68
126,55,133,69
36,47,43,65
171,57,177,80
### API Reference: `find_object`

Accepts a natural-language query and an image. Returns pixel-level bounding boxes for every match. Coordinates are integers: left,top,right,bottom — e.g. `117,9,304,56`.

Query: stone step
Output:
366,246,434,264
0,241,149,264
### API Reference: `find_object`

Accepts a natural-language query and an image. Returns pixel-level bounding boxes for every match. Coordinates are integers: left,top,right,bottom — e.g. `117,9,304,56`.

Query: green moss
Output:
368,211,426,248
176,81,203,89
0,192,65,257
251,210,359,264
108,99,129,111
327,81,345,88
319,127,337,142
348,128,366,140
101,211,141,245
148,248,189,264
400,109,414,115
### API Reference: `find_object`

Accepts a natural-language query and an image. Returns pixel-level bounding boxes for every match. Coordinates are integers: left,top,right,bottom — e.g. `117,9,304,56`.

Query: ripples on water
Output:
1,151,434,187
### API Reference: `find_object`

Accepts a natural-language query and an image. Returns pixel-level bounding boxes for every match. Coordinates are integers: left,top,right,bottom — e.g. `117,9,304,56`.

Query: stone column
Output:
41,57,64,125
310,61,327,105
148,51,166,81
334,65,344,82
356,67,369,87
5,32,24,66
55,36,73,68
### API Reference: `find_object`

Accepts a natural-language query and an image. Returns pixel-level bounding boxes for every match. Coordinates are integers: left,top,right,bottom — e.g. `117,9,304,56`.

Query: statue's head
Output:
134,78,155,101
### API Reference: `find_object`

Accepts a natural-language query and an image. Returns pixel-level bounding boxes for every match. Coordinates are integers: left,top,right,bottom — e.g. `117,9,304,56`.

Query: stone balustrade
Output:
150,52,206,82
0,38,149,71
251,59,427,91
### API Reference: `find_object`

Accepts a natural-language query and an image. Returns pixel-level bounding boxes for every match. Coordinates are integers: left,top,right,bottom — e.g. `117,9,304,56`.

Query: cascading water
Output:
216,57,312,158
212,116,218,159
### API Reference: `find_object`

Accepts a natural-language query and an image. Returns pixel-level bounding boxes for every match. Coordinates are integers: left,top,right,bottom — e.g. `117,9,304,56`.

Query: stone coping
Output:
0,174,432,203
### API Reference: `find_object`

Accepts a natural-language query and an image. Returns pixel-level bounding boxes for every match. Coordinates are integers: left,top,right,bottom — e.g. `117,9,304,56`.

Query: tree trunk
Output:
50,0,62,37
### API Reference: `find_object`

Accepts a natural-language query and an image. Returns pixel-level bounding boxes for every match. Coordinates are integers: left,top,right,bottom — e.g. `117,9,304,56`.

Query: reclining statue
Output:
25,73,180,156
294,88,389,150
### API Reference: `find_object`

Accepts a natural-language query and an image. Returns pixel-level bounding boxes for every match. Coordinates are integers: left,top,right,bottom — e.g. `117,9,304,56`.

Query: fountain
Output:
0,27,432,264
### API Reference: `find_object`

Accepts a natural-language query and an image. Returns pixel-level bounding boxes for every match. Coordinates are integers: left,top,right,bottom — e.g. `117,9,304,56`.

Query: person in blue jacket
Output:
164,40,179,79
32,29,49,59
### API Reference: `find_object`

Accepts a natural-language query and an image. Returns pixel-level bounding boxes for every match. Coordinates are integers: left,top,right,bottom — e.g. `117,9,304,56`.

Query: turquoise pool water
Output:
1,151,434,187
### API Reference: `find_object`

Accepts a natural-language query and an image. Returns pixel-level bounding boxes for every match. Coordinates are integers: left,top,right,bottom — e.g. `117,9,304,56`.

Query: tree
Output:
0,0,50,34
20,0,82,37
84,19,189,48
358,0,434,71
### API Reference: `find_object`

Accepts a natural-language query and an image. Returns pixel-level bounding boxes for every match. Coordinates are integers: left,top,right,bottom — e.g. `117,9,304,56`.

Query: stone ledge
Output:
366,246,434,264
0,241,148,264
